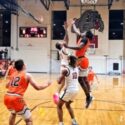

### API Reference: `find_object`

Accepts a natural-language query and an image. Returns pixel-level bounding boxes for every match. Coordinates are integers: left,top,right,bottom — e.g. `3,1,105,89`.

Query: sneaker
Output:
85,96,93,108
72,120,78,125
72,122,78,125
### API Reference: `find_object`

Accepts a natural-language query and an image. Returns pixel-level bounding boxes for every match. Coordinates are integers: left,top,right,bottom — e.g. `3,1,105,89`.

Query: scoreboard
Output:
19,27,47,38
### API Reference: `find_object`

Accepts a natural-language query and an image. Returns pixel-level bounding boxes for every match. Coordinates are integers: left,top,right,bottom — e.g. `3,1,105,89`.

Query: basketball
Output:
53,93,59,105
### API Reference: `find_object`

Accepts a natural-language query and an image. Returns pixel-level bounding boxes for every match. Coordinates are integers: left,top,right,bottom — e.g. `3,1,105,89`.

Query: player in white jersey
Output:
56,42,69,67
55,21,69,68
55,22,70,90
57,55,79,125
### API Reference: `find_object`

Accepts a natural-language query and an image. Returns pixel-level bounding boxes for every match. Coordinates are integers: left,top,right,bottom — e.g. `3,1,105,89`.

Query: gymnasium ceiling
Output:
42,0,114,10
0,0,117,11
0,0,123,24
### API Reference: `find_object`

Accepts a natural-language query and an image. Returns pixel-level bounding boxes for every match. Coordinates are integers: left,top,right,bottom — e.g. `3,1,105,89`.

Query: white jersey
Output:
59,46,68,66
64,66,79,92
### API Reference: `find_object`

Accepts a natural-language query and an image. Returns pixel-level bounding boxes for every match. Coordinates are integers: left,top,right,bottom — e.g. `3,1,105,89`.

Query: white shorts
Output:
59,90,78,102
79,68,87,77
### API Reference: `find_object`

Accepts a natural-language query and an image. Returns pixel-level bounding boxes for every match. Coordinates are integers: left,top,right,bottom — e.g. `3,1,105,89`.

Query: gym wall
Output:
10,0,125,73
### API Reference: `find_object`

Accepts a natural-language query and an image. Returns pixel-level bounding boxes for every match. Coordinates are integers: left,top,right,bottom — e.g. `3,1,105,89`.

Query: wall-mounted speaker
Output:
113,63,119,70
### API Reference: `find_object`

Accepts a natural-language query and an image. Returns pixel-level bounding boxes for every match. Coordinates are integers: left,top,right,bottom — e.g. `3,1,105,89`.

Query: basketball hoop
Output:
87,43,95,55
81,0,98,4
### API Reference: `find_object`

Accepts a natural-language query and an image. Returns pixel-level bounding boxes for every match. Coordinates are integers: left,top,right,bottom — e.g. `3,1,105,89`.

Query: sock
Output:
72,118,77,124
59,122,64,125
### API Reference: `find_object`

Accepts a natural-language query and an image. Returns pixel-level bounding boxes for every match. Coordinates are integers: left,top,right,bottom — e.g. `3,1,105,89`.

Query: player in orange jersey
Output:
87,66,99,92
4,59,51,125
65,30,94,108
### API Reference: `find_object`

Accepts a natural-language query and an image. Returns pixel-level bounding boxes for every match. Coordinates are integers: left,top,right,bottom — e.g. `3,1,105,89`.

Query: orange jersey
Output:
75,38,90,57
87,71,95,81
7,71,29,96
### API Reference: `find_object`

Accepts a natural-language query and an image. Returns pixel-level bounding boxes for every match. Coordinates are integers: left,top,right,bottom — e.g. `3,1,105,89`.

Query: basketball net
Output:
81,0,98,4
87,43,95,55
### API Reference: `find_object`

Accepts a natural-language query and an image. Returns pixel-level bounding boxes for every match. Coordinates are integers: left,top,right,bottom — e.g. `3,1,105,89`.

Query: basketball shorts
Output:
4,93,31,119
59,90,78,102
77,56,89,69
79,68,88,77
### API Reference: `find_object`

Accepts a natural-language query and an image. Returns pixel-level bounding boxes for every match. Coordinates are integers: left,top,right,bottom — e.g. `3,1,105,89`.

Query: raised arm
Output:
65,37,87,50
27,73,51,90
6,81,10,88
72,23,81,36
4,66,10,80
63,21,69,45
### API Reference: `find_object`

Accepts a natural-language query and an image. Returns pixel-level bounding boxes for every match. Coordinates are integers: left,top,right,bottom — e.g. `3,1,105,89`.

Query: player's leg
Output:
77,57,91,95
78,76,93,108
9,113,16,125
78,76,90,97
12,96,32,125
4,95,17,125
13,97,32,125
57,99,65,125
58,90,74,125
25,117,32,125
78,57,93,108
65,101,78,125
65,101,74,119
88,80,93,92
83,76,93,108
22,108,32,125
83,76,91,93
25,118,32,125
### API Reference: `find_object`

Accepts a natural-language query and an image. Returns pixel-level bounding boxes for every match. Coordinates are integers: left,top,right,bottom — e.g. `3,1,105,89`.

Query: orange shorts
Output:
77,56,89,69
4,94,26,113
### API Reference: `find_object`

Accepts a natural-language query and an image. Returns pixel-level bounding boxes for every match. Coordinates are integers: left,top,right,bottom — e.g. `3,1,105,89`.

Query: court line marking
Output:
75,99,125,105
39,106,125,112
15,100,51,125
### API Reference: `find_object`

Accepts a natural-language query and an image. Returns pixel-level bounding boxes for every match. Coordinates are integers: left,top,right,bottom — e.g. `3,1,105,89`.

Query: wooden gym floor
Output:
0,73,125,125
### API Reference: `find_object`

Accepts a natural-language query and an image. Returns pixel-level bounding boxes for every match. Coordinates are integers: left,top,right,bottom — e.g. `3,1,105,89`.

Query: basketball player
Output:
64,29,94,108
55,42,69,68
55,21,69,67
87,66,99,92
57,55,79,125
4,59,51,125
55,22,70,91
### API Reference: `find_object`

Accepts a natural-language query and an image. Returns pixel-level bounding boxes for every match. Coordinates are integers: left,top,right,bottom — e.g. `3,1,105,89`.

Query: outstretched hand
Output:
63,21,68,30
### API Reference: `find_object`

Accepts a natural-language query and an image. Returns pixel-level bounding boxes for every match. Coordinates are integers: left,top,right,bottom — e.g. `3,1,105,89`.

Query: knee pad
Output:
23,109,31,120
